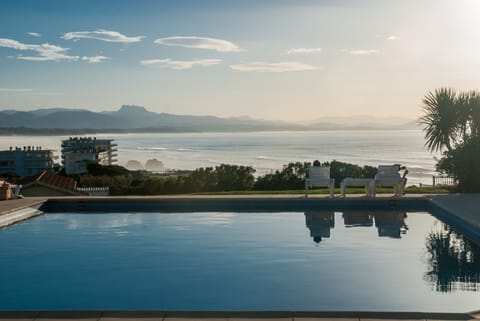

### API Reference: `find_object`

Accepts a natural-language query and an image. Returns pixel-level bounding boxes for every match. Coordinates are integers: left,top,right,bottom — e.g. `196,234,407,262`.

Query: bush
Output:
86,163,130,176
76,161,379,195
254,162,310,190
214,164,255,191
323,160,377,187
437,137,480,192
254,161,376,190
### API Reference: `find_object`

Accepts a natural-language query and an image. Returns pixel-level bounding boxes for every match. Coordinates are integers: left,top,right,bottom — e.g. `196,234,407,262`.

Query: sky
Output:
1,0,480,121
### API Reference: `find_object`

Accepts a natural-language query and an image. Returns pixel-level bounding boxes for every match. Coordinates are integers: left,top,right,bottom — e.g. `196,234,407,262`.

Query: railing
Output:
432,175,457,187
76,186,110,196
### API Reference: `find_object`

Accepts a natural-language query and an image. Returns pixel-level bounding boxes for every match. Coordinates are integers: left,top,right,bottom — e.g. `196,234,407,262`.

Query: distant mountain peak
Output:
118,105,149,114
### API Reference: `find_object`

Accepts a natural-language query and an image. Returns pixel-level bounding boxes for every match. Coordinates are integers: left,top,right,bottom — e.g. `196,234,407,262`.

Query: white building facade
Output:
61,137,117,175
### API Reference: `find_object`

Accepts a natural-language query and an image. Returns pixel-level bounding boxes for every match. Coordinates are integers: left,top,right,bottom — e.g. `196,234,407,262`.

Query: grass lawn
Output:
193,185,453,195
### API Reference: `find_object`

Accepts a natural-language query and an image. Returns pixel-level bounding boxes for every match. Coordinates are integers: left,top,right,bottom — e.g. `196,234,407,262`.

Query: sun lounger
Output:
305,166,335,198
373,165,406,197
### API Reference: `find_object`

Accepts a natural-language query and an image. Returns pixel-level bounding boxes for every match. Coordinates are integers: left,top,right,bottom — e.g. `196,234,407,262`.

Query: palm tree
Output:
420,88,459,152
467,90,480,137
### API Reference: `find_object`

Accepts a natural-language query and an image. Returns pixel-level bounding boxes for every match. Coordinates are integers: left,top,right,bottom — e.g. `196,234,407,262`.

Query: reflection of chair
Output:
305,211,335,243
305,166,335,198
373,165,406,197
342,211,373,227
373,211,408,238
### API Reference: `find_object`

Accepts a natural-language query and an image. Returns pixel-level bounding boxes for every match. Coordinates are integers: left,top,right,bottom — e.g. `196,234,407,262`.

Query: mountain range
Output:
0,105,419,133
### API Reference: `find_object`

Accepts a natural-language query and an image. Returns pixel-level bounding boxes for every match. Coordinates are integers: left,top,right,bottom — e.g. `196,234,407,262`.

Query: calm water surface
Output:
0,130,438,185
0,211,478,311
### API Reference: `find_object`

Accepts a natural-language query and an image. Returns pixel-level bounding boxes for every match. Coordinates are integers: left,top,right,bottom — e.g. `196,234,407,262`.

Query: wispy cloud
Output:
0,88,63,96
140,58,222,70
62,29,145,43
229,61,319,72
0,38,78,61
343,49,380,55
81,55,110,63
286,47,322,55
26,32,41,37
0,38,111,62
0,87,33,92
386,35,398,41
19,91,64,96
154,36,242,52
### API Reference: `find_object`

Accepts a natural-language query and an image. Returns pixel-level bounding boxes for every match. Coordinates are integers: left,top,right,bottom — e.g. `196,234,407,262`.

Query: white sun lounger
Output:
373,165,405,197
305,166,335,198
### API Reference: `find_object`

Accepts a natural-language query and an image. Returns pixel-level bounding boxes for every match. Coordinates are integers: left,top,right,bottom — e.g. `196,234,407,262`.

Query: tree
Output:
437,137,480,192
422,88,480,192
420,88,459,152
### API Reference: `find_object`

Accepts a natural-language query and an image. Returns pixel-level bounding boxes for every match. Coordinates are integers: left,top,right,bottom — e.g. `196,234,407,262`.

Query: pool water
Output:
0,211,479,311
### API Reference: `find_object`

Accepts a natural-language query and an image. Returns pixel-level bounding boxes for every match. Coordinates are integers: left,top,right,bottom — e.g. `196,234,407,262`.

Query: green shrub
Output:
437,137,480,192
322,160,377,187
254,162,310,190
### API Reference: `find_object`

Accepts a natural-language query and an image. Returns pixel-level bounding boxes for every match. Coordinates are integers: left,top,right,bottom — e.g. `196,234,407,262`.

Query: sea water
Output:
0,130,438,185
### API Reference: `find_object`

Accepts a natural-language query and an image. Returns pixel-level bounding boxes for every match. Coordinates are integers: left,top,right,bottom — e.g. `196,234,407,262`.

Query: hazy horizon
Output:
1,0,480,121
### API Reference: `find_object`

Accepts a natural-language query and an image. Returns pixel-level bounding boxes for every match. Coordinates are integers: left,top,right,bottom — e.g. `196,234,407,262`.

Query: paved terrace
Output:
0,310,479,321
1,194,479,234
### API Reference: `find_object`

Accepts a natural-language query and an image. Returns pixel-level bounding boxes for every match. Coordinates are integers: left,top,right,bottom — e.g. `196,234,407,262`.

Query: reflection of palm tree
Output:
424,224,480,292
304,211,335,243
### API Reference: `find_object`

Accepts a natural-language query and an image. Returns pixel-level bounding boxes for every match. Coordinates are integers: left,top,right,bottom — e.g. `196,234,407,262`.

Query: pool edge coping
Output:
0,310,477,320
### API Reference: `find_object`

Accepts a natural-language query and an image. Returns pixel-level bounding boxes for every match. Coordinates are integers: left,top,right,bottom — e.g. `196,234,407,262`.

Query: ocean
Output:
0,130,438,186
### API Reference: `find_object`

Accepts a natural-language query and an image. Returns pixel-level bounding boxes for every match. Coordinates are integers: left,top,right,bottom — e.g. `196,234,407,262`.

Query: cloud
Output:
0,87,32,92
81,55,110,63
0,38,111,63
0,88,63,96
26,32,41,37
154,36,242,52
62,29,145,43
286,47,322,55
140,58,222,70
343,49,380,55
0,38,79,61
19,91,64,96
386,35,398,41
229,61,319,72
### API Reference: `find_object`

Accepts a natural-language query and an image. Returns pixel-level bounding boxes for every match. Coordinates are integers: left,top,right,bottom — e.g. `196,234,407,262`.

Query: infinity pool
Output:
0,211,479,311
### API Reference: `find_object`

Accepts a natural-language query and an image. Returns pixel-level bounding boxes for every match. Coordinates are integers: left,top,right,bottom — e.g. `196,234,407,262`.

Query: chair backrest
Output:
376,165,400,179
309,166,331,179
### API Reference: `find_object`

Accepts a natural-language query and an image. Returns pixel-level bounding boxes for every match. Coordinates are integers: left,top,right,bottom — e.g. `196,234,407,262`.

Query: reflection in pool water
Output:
303,210,480,293
0,211,479,311
305,211,409,242
424,224,480,292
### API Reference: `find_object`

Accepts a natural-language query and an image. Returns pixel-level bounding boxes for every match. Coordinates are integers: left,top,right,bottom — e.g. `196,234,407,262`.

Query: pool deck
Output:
428,194,480,231
0,310,478,321
1,193,479,227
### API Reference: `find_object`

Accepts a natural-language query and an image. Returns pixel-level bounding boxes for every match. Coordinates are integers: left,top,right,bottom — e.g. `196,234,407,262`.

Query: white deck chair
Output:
373,165,405,197
305,166,335,198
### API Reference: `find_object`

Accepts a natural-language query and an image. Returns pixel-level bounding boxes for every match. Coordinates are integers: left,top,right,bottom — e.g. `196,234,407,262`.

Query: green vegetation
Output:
253,161,376,190
421,88,480,192
78,164,256,195
75,161,448,196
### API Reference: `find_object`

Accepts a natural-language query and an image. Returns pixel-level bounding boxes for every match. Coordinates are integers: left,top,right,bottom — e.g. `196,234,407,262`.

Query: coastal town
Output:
0,137,121,197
